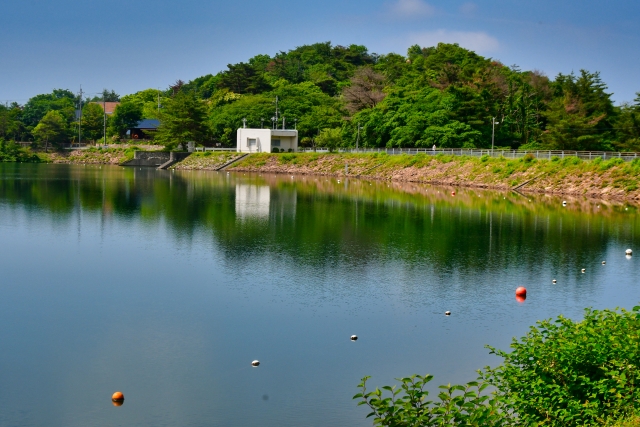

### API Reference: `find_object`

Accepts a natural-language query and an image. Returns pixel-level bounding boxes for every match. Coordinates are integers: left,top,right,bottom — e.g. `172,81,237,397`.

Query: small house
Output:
128,119,160,140
91,101,120,115
236,128,298,153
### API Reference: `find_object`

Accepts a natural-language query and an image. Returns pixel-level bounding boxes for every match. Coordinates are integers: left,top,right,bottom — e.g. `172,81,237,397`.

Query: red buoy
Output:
451,191,456,196
515,287,527,297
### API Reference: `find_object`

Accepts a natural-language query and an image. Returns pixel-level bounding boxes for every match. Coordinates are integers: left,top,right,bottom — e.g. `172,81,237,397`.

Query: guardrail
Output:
297,147,640,162
194,147,235,152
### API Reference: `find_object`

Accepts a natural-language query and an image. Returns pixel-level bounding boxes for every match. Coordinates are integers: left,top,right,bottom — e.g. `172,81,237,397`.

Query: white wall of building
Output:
237,128,299,153
237,128,271,153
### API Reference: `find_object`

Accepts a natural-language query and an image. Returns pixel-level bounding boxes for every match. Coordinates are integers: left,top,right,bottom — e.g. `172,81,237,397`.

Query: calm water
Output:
0,163,639,427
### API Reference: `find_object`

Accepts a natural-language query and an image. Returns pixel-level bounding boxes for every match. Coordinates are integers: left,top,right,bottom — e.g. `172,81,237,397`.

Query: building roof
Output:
134,119,160,130
90,101,120,115
271,129,298,136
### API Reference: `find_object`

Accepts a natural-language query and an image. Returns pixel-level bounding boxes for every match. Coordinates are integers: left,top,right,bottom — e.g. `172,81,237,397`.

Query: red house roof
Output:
91,101,120,115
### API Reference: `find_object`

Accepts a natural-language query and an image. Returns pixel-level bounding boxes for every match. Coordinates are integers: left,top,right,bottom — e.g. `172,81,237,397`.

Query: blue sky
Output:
1,0,638,104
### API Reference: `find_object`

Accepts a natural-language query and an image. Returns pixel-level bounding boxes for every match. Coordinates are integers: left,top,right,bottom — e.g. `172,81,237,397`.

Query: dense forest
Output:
1,42,639,151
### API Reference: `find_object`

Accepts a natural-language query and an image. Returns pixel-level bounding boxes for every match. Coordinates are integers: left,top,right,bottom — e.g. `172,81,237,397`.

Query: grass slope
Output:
170,151,244,170
228,152,640,200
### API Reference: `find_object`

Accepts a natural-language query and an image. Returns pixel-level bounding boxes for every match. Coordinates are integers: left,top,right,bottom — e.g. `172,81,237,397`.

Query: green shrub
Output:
522,153,535,163
0,139,42,163
483,306,640,426
561,156,582,166
359,306,640,427
600,157,625,171
480,154,490,162
272,147,280,153
355,375,507,427
280,153,296,163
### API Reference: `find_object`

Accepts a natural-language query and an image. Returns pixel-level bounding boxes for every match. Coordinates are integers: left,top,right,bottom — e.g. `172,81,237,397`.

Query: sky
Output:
0,0,638,104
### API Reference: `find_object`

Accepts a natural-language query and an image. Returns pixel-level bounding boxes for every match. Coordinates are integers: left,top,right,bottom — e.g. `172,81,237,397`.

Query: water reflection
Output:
236,184,271,220
0,164,639,427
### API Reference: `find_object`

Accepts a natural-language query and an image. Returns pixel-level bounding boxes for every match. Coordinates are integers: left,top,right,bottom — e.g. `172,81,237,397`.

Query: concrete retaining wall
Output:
122,151,190,167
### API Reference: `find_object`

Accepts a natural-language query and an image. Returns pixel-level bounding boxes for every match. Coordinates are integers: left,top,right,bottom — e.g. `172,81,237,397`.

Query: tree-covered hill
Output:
3,42,639,151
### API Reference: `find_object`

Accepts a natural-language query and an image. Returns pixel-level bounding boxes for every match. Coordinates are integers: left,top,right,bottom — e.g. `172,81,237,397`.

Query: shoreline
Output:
226,152,640,202
9,149,640,202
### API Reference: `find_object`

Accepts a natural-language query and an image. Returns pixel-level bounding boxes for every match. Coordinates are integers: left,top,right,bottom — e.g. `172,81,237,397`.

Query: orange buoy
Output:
112,391,124,402
515,287,527,297
515,295,526,303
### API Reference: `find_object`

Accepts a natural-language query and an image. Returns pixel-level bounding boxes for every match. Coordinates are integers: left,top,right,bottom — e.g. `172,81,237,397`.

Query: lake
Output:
0,163,638,427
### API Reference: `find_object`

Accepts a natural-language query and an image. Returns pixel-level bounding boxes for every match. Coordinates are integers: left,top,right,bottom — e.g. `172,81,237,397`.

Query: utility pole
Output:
282,116,285,130
491,117,499,154
274,96,279,127
157,88,161,114
356,123,361,151
103,91,107,146
78,85,83,146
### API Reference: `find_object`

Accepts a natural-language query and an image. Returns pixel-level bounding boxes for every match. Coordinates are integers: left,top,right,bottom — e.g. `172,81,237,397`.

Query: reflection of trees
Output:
0,164,637,277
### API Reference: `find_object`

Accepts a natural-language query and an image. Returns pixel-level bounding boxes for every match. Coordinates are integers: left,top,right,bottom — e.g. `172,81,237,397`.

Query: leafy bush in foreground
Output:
357,306,640,426
355,375,508,426
484,306,640,426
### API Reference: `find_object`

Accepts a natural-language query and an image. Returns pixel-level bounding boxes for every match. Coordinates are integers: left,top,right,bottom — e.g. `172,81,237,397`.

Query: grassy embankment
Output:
225,152,640,200
169,151,245,170
37,145,164,164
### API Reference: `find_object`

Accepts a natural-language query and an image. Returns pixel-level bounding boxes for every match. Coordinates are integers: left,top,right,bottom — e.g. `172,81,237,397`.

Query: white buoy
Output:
602,261,606,265
350,335,358,341
552,279,557,284
562,201,567,206
445,311,451,316
581,268,586,273
251,360,260,367
626,249,633,256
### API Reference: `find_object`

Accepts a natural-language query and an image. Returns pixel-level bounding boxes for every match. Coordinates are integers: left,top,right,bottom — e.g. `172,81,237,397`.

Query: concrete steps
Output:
216,153,249,171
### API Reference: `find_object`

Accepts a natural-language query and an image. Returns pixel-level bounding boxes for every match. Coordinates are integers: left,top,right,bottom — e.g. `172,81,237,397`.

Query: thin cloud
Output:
409,30,500,53
459,2,477,14
389,0,436,18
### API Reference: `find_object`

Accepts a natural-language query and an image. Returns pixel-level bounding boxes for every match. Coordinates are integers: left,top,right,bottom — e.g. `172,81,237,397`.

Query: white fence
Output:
298,147,640,162
194,147,235,152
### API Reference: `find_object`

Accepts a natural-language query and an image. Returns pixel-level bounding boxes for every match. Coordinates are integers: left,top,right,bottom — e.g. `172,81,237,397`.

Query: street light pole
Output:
103,93,106,146
491,117,499,154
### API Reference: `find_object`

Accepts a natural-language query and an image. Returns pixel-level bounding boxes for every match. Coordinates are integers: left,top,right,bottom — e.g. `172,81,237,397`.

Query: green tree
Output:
32,110,68,150
217,62,271,94
120,88,165,119
109,101,143,138
316,128,342,152
0,104,22,140
79,103,106,143
155,91,209,149
21,89,76,129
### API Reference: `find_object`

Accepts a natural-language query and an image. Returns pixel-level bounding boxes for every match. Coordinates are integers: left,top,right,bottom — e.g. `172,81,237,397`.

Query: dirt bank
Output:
222,152,640,200
169,152,245,170
39,145,163,165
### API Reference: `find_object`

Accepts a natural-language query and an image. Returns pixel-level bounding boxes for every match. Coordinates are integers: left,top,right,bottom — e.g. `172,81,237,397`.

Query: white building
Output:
236,128,298,153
